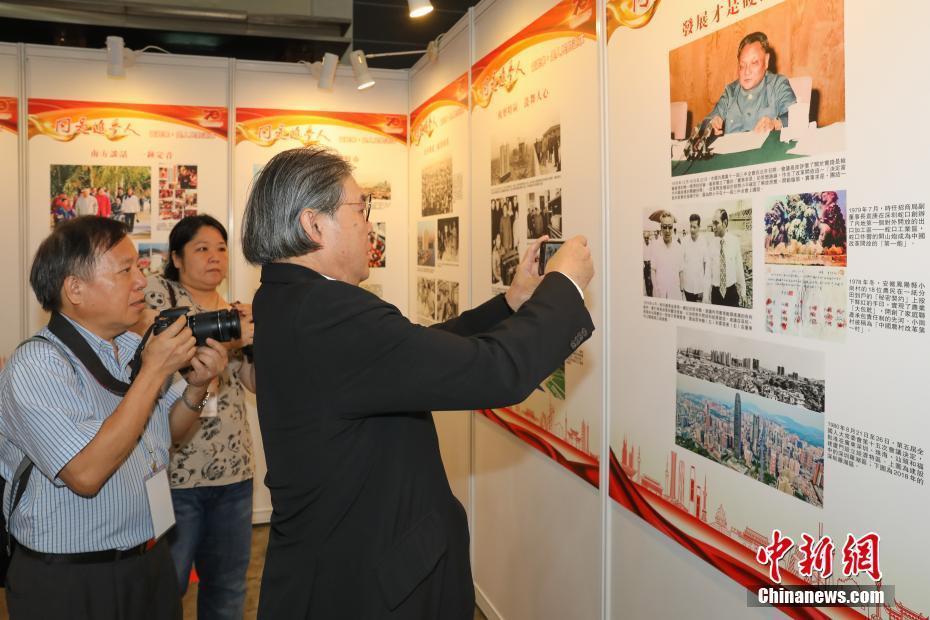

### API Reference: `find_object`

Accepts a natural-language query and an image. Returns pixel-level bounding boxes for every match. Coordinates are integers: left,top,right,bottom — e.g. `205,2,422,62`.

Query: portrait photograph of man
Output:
668,0,845,176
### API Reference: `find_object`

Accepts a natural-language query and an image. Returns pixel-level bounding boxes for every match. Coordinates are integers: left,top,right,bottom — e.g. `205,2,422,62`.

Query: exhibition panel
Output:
0,43,22,355
23,45,231,333
409,15,473,512
234,61,410,314
470,1,604,618
0,0,924,616
607,0,929,617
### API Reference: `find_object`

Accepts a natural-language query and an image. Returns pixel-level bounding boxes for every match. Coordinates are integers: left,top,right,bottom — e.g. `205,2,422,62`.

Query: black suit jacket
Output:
253,263,593,619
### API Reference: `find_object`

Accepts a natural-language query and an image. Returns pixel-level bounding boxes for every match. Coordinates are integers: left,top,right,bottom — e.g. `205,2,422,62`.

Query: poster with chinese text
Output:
608,0,929,617
471,0,603,487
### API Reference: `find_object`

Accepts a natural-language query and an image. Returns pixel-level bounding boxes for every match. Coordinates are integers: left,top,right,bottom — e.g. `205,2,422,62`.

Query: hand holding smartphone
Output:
538,240,564,276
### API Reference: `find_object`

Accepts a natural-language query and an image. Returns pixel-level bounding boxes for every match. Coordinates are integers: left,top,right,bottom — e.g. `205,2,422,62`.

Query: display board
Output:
233,63,409,522
24,46,230,332
409,16,472,512
410,73,468,326
0,44,22,355
608,1,929,617
233,63,410,316
470,1,604,619
471,0,603,488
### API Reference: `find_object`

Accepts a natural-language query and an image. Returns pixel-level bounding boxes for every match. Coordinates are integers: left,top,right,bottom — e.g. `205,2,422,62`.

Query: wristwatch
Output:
181,387,210,412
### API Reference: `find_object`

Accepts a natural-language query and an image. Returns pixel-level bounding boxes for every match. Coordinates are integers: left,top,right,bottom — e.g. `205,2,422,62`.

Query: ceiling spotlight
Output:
349,50,375,90
105,37,169,78
408,0,434,18
319,52,339,90
299,54,338,90
106,35,126,77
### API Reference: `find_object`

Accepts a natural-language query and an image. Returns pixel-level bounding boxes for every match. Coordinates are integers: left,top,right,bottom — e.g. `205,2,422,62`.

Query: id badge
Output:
144,466,176,539
201,377,220,418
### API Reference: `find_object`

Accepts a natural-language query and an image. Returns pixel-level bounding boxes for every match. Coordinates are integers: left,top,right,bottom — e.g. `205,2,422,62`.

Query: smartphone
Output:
538,240,564,276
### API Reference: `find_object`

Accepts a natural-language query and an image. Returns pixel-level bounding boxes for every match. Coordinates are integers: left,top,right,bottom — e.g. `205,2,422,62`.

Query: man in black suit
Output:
242,147,594,619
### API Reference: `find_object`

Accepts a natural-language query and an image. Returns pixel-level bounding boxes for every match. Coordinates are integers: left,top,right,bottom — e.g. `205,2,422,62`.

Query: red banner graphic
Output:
480,407,599,488
0,97,17,134
27,99,228,141
606,0,662,40
609,448,921,619
235,108,407,147
471,0,596,110
410,73,469,146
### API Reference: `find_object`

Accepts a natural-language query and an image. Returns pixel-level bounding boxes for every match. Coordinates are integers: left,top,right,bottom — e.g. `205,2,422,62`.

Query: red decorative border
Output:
471,0,596,109
480,407,599,488
608,449,907,619
27,99,228,140
235,108,408,146
410,73,468,146
0,97,17,134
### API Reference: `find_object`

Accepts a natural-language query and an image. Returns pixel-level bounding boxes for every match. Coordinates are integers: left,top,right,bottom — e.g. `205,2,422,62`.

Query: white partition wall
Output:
232,62,409,522
408,15,473,512
0,44,23,355
23,44,231,332
469,1,604,618
2,0,930,615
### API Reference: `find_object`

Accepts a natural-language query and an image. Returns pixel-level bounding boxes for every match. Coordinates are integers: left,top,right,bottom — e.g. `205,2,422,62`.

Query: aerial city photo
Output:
674,328,825,507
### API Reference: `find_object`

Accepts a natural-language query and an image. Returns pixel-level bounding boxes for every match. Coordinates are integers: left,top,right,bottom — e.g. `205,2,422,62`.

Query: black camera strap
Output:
47,311,138,396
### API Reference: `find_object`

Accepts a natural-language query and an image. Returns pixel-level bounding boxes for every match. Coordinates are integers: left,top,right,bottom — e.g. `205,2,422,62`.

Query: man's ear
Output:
61,274,85,308
299,209,325,245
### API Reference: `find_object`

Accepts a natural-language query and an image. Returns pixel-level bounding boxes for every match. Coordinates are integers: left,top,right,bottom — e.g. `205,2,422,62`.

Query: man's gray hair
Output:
242,147,353,265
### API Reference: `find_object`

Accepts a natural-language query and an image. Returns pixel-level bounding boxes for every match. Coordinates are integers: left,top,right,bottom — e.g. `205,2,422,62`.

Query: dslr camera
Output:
153,306,241,346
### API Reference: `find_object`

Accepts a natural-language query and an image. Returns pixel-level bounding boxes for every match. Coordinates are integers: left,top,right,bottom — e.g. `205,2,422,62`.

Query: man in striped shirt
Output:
0,216,227,619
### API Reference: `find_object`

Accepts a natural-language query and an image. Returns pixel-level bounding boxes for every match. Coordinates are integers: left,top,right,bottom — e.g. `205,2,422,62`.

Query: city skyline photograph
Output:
675,373,824,508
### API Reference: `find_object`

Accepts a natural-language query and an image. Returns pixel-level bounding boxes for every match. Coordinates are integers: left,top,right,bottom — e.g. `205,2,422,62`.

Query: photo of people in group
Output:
642,201,752,309
50,164,152,237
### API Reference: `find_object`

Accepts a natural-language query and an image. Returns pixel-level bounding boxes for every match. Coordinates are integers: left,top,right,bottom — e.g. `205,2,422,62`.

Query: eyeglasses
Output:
343,194,373,221
660,224,674,230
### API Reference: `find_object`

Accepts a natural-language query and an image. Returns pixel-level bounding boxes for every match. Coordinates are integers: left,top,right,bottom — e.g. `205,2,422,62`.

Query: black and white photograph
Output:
527,187,562,239
490,119,561,186
417,277,436,321
417,220,436,268
436,280,460,322
437,216,459,264
421,158,453,216
491,195,520,287
642,200,752,308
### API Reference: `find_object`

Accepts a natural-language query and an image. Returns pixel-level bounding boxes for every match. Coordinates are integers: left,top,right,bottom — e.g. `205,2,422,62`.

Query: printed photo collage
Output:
157,164,199,228
641,190,848,341
417,154,462,325
653,0,848,511
359,175,392,269
489,117,564,291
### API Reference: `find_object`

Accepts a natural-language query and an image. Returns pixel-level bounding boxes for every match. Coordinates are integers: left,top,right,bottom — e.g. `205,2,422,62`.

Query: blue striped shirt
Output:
0,316,183,552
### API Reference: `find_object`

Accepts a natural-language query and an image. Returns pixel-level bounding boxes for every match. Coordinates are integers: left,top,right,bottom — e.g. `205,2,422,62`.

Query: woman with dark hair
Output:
141,214,256,619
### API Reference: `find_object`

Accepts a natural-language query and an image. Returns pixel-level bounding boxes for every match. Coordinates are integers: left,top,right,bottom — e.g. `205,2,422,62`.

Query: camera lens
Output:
187,309,241,346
